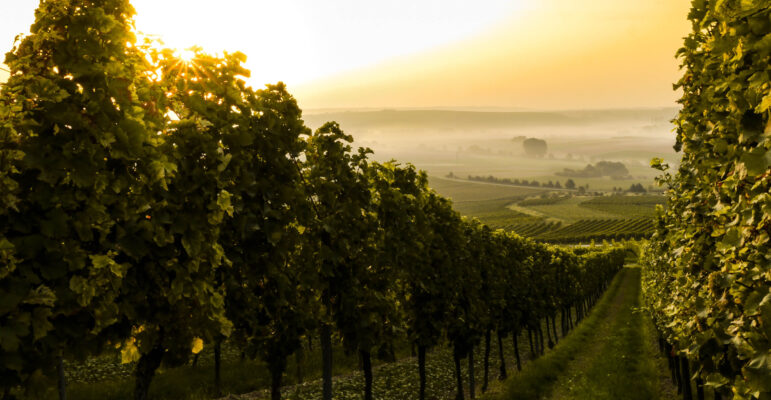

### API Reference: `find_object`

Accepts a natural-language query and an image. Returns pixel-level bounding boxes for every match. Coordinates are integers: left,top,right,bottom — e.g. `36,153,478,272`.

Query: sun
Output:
176,48,196,64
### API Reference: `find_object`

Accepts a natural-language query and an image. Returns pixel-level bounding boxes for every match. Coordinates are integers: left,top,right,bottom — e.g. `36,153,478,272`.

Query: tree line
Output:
0,2,624,400
642,1,771,399
458,174,573,189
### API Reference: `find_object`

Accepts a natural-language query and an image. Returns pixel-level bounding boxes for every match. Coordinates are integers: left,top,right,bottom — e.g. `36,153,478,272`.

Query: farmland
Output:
427,177,546,203
427,178,663,243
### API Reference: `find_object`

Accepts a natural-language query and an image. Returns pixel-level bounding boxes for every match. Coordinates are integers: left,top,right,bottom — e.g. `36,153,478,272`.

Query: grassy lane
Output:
493,267,677,400
546,267,661,400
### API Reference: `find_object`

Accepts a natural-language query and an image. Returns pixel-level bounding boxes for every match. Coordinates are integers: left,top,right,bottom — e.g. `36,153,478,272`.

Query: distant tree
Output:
522,138,548,157
577,186,586,194
555,161,629,178
595,161,630,178
628,183,647,193
555,181,562,189
565,179,576,190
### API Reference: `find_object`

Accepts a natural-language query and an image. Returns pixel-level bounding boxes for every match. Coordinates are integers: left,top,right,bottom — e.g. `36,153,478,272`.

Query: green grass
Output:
545,268,660,400
490,268,628,400
513,196,622,223
453,198,540,228
428,176,546,203
492,267,673,400
517,196,569,207
426,177,545,228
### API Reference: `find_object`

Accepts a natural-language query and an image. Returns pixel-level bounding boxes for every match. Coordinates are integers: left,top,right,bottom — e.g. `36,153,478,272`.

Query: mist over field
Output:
303,107,679,192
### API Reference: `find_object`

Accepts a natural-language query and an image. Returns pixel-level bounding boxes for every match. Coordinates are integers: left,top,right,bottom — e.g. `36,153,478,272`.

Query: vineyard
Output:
640,1,771,399
2,0,769,399
578,195,665,218
508,218,655,243
426,179,665,244
0,2,625,400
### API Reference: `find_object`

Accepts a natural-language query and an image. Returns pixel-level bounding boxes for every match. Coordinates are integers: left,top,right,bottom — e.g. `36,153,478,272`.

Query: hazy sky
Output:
0,0,691,110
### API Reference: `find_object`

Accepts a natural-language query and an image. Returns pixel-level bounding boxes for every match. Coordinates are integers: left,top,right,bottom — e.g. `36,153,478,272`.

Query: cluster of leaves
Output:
641,1,771,398
0,1,626,400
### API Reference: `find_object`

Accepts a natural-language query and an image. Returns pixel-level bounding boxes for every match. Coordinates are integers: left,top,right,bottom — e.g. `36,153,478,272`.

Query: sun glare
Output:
130,0,531,87
176,49,196,64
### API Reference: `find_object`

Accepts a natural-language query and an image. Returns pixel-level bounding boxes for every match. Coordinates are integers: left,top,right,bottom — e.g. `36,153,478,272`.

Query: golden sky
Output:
0,0,691,110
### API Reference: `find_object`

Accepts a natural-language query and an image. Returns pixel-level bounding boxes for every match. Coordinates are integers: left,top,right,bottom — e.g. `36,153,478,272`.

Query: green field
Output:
427,178,664,242
578,195,665,218
427,176,546,203
512,196,622,223
426,177,545,228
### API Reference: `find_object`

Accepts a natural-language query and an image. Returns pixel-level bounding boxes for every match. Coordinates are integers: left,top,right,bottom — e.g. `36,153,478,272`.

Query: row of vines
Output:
642,0,771,399
0,1,625,400
509,218,654,243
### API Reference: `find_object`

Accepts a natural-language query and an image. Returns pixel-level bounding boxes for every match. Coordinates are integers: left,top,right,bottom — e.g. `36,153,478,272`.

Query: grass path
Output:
517,196,623,223
494,267,677,400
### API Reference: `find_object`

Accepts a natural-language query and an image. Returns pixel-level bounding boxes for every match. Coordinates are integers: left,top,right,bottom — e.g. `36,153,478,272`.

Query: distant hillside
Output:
302,108,678,132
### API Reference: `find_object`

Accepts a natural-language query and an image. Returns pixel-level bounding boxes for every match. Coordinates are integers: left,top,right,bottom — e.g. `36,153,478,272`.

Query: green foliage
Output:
512,196,625,223
0,2,628,399
0,0,165,392
641,1,771,398
301,122,381,353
